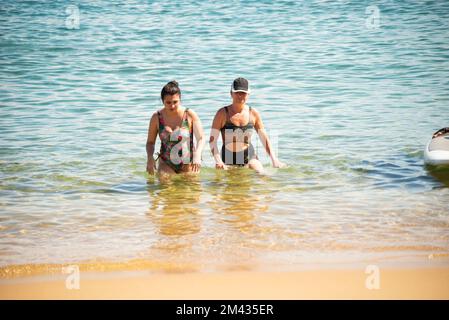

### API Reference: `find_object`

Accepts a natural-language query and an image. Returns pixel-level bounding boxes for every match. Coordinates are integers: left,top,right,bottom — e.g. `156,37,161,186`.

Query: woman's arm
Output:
188,109,205,172
209,108,227,169
146,113,159,174
253,109,285,168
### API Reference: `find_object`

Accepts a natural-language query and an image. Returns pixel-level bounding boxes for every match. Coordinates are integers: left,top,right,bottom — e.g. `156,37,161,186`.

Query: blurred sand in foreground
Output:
1,268,448,299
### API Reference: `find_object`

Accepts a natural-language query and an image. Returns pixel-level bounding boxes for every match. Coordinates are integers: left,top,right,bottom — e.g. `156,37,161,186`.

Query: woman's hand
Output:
272,158,287,168
191,161,201,173
190,153,202,173
215,162,228,170
146,158,155,175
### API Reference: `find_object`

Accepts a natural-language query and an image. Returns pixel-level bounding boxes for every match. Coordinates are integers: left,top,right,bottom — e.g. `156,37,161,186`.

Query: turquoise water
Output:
1,0,449,273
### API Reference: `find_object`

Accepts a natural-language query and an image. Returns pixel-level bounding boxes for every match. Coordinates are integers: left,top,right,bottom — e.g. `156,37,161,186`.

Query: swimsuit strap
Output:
182,108,189,125
157,110,164,128
184,108,194,156
182,108,193,137
224,106,230,123
157,110,163,126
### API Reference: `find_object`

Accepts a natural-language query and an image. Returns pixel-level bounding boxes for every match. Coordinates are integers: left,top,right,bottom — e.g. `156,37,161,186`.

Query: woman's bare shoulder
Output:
249,106,261,119
150,110,160,119
216,106,229,117
186,108,201,124
149,110,161,126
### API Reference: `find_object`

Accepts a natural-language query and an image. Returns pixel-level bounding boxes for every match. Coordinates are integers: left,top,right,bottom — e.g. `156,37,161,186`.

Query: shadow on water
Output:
425,164,449,188
352,151,443,191
105,181,149,193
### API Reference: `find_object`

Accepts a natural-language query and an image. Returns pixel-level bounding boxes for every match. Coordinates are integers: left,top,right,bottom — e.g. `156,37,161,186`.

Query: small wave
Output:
0,259,199,279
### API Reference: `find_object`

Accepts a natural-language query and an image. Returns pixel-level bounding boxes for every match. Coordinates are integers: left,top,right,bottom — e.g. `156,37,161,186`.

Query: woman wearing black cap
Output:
209,77,286,172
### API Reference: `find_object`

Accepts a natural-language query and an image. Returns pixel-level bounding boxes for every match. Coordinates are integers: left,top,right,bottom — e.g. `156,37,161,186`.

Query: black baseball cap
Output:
231,77,250,93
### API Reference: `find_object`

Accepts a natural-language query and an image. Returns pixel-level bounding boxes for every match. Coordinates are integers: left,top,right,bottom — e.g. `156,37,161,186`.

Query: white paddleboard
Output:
424,128,449,165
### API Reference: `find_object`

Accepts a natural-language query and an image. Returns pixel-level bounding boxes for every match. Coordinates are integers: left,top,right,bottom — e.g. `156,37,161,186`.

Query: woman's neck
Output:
230,103,245,113
164,106,183,117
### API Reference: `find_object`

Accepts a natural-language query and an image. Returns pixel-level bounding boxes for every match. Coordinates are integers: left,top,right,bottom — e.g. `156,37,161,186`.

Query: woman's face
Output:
163,93,181,111
231,91,248,105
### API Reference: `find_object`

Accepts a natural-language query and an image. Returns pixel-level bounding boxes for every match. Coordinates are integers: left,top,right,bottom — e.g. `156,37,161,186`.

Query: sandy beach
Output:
1,268,448,300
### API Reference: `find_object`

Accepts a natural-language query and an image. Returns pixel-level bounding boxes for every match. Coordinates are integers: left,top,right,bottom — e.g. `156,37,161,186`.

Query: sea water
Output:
1,0,449,274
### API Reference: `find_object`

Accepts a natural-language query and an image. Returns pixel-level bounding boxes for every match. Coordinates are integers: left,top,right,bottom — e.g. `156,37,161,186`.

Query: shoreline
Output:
1,267,448,299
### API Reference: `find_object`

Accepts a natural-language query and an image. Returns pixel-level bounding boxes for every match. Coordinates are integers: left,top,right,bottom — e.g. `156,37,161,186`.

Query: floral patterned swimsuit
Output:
157,108,194,173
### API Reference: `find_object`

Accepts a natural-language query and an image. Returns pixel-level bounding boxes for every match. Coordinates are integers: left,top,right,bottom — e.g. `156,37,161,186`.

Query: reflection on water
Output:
209,169,261,232
146,169,270,239
142,169,277,271
144,174,203,270
205,169,277,271
146,175,202,237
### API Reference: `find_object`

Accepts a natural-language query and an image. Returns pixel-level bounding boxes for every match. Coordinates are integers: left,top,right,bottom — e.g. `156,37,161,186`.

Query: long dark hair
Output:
161,80,181,101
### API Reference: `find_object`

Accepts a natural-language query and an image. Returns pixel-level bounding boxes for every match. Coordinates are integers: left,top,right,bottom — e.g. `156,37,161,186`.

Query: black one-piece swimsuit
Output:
220,106,257,166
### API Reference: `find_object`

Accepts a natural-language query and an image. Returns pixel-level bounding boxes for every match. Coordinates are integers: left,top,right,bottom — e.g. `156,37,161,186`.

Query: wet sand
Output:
1,268,448,299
